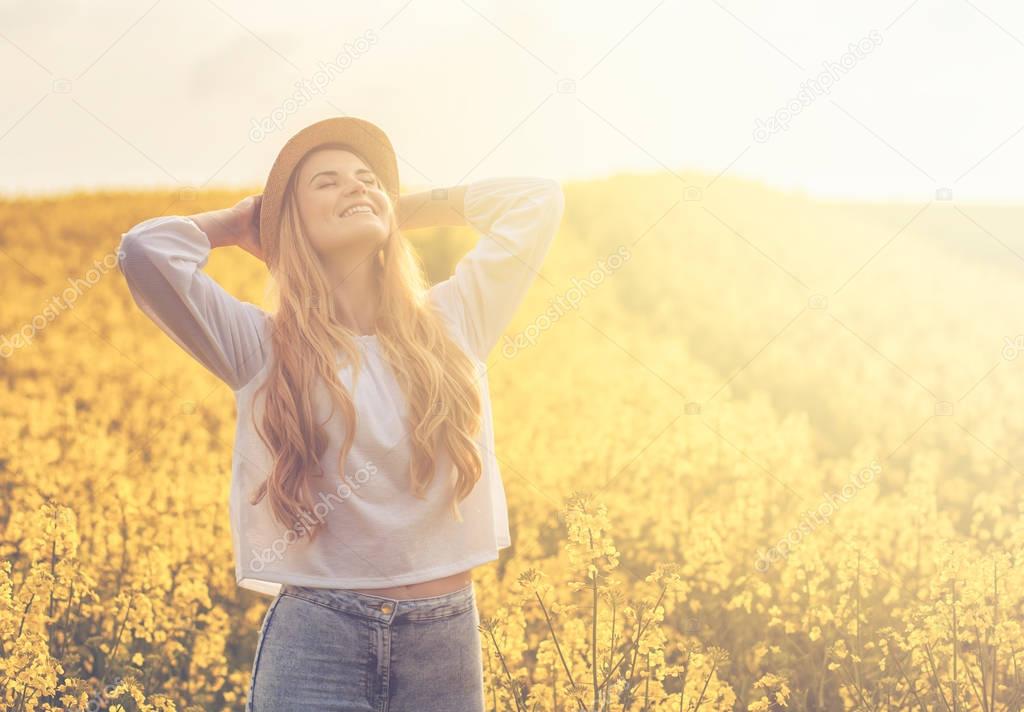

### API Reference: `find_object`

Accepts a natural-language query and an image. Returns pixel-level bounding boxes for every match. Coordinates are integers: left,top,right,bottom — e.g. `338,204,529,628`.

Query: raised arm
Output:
116,209,270,391
428,176,565,361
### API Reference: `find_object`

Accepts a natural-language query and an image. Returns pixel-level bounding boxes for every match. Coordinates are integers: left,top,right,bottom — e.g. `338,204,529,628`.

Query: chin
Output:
318,228,388,254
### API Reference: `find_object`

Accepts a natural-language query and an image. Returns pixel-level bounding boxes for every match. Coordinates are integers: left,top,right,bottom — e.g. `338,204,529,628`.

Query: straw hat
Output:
258,116,400,247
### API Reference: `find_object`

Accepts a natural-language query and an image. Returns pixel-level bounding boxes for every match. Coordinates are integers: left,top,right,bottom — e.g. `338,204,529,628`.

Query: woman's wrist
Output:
396,185,468,231
188,208,241,249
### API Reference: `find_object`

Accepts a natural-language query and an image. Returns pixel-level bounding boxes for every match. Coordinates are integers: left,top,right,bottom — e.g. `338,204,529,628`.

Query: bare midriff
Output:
342,568,474,600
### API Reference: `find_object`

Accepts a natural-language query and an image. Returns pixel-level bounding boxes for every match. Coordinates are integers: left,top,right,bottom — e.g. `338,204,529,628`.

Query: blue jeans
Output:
246,581,485,712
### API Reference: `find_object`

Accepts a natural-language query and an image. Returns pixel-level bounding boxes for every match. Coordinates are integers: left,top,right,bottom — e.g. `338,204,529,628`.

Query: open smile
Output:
339,204,377,218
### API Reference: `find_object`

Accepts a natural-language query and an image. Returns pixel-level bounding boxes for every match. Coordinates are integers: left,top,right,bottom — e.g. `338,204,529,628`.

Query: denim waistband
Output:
278,580,475,624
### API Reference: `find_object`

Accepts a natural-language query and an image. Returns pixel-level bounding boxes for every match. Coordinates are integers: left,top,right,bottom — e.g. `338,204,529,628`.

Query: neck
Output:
322,245,381,335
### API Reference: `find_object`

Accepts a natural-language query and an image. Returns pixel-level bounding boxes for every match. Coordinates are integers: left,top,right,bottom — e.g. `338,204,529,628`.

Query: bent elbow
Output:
115,232,134,276
116,230,146,279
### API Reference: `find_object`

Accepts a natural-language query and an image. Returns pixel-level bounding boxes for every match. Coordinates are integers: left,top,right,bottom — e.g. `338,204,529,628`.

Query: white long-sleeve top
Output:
117,176,565,597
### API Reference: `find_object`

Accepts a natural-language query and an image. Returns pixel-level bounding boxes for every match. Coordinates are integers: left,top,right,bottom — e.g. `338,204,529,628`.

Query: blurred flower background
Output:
2,1,1023,710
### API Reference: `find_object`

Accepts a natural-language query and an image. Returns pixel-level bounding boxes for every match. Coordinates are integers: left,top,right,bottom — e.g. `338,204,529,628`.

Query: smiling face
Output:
294,147,392,258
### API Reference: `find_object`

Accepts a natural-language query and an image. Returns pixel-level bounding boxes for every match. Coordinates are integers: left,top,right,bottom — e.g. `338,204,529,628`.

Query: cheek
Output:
377,203,394,229
312,193,338,220
299,195,336,233
300,186,332,210
296,202,331,250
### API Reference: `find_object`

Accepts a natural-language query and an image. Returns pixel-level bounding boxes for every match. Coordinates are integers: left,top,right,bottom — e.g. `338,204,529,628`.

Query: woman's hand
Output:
189,194,265,263
228,194,265,263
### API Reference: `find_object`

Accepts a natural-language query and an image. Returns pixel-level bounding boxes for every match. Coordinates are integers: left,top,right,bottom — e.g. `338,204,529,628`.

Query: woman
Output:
116,116,564,711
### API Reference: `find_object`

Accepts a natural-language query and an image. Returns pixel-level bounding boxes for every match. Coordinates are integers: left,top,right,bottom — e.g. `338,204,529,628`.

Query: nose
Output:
343,178,368,195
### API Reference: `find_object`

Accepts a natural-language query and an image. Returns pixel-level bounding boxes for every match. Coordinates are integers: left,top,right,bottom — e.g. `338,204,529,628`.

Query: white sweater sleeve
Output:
431,177,565,361
116,215,270,391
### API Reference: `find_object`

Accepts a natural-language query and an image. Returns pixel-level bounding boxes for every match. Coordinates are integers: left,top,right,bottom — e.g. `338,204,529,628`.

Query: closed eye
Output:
318,178,376,189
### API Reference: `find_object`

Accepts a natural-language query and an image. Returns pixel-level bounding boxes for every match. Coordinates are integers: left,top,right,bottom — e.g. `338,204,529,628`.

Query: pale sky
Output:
2,0,1023,201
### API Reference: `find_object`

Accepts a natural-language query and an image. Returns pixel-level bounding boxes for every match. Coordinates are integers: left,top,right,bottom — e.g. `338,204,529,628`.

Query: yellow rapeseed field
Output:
1,173,1021,711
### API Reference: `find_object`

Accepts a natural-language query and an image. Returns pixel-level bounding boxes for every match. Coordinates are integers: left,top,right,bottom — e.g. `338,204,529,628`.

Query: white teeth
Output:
341,205,374,218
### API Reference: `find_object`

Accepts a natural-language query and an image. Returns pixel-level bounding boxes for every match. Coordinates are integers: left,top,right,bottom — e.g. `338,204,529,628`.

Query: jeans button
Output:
380,602,393,614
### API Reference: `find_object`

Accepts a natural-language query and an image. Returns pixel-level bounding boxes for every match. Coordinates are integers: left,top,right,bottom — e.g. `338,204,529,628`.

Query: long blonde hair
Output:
248,143,483,543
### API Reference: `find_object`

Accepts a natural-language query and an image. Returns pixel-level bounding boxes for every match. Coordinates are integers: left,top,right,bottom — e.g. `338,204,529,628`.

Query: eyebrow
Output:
308,168,377,185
